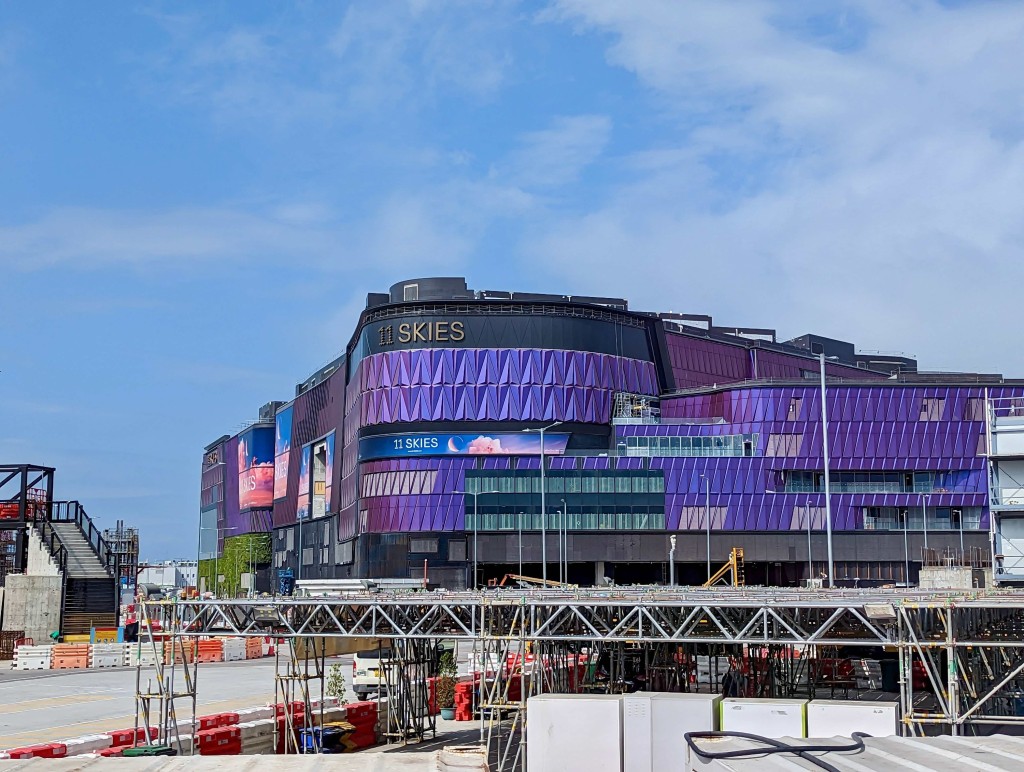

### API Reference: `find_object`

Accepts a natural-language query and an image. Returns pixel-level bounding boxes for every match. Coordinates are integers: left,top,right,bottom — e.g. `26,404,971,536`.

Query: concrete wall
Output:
1,575,62,642
26,528,61,576
919,566,975,590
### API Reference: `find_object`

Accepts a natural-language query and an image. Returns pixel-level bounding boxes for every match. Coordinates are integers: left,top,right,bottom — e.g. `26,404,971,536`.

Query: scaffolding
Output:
103,519,139,593
139,587,1024,764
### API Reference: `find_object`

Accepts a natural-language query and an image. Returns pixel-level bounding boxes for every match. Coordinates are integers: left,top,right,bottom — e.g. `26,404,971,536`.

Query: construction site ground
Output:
0,654,483,755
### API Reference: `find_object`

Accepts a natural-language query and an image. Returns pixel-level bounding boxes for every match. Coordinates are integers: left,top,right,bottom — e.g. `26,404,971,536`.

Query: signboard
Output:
296,445,311,522
274,405,293,500
358,432,570,462
238,426,274,510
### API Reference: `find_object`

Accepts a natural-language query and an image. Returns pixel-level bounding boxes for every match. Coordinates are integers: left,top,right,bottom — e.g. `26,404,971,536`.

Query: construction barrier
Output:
89,643,127,669
196,639,224,663
163,640,197,664
62,735,113,756
12,644,51,671
222,638,247,662
196,726,242,756
245,638,263,659
51,644,90,670
3,744,68,759
107,727,158,747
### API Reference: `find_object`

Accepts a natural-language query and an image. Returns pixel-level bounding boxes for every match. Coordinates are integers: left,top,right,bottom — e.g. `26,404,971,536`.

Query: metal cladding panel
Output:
664,333,887,389
356,349,657,427
272,372,344,529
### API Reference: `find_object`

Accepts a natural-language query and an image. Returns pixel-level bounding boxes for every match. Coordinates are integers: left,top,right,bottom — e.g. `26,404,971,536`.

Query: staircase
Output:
35,503,120,636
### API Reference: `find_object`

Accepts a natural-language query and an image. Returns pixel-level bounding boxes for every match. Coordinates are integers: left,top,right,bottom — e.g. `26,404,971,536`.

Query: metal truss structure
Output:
141,588,1024,768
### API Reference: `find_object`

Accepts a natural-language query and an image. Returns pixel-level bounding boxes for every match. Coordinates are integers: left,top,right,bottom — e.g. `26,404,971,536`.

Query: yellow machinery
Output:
702,547,745,588
487,573,578,589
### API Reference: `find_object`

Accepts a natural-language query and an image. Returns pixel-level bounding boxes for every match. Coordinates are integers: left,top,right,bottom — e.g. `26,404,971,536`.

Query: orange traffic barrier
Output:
196,639,224,663
51,644,89,670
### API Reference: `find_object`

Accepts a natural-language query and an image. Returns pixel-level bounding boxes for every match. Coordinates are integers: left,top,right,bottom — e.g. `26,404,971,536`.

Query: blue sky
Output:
3,1,1024,559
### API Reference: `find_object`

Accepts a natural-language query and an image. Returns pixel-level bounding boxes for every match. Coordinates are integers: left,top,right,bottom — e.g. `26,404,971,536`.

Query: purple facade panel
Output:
220,436,241,549
357,349,657,427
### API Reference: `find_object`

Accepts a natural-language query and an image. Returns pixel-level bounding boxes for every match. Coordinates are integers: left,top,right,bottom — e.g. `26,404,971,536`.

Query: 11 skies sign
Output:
358,432,570,461
238,425,274,510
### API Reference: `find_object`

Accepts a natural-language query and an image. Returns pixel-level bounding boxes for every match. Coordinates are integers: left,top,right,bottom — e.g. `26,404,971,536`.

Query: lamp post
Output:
523,421,563,583
559,498,567,583
701,474,712,582
518,512,524,576
921,493,930,554
668,535,677,586
806,500,813,585
454,489,499,589
903,509,911,587
819,352,835,588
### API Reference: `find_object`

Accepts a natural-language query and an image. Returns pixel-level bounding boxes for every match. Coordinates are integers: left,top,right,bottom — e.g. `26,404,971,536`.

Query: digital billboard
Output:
358,432,570,462
274,405,293,500
238,425,274,510
296,444,311,522
324,431,335,513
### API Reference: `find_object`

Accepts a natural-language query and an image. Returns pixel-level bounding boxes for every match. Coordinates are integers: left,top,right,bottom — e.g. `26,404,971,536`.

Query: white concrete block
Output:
720,698,807,739
807,700,898,738
527,694,622,772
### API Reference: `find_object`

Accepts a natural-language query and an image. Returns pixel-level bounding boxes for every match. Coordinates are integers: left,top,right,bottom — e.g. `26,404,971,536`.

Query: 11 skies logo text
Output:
379,321,465,347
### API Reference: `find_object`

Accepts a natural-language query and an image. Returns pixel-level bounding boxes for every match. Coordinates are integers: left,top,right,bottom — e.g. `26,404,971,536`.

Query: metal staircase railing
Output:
48,501,119,578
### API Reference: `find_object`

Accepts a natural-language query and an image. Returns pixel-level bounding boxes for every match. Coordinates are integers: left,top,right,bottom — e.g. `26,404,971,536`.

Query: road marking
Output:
0,694,115,715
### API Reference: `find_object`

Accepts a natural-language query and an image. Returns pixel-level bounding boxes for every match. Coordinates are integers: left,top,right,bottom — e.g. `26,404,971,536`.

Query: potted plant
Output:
437,650,458,720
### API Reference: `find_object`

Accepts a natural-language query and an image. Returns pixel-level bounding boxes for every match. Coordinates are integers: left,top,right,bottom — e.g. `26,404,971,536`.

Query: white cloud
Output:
535,0,1024,374
500,114,612,188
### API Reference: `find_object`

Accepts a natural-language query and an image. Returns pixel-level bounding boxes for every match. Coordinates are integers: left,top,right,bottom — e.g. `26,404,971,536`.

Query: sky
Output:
2,1,1024,560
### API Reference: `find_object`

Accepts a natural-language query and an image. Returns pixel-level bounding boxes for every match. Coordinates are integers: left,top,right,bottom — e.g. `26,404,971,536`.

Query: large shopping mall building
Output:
200,277,1024,589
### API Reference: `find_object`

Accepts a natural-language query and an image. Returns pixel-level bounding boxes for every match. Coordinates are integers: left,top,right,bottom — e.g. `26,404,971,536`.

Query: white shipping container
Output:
720,698,807,739
624,692,721,772
527,694,623,772
806,700,898,738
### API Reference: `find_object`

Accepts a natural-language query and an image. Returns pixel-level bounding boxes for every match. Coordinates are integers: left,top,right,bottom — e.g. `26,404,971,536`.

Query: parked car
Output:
351,640,456,698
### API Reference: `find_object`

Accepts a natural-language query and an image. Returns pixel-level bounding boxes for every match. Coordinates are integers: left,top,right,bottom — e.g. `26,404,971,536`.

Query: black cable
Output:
683,730,870,772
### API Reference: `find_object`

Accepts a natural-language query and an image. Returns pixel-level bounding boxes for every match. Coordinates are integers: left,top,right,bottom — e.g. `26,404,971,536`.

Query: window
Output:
920,398,945,421
448,540,467,561
410,538,439,553
403,283,419,301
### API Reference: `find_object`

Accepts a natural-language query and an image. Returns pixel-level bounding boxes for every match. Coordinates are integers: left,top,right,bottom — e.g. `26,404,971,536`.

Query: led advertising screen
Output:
358,432,570,462
238,426,275,510
324,431,335,513
296,444,311,522
274,405,293,500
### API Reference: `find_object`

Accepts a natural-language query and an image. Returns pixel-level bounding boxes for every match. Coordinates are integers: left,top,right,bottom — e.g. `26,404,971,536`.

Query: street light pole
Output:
819,352,835,587
524,421,563,583
559,498,567,583
454,489,499,589
903,510,911,587
921,493,929,554
701,474,711,582
518,512,524,576
807,501,813,585
668,535,677,586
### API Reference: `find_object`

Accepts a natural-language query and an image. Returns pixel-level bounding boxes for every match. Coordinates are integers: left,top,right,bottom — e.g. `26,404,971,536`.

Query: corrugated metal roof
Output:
688,734,1024,771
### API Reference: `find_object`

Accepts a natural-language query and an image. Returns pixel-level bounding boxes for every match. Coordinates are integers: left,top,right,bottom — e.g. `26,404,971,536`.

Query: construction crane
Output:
487,574,578,589
702,548,745,588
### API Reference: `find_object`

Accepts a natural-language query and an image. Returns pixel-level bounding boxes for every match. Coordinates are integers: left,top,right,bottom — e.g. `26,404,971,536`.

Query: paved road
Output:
0,657,357,749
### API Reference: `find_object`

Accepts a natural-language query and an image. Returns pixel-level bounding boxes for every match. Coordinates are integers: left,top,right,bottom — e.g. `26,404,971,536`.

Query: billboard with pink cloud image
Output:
324,431,335,512
358,432,570,461
274,405,293,500
238,426,275,510
296,444,311,521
